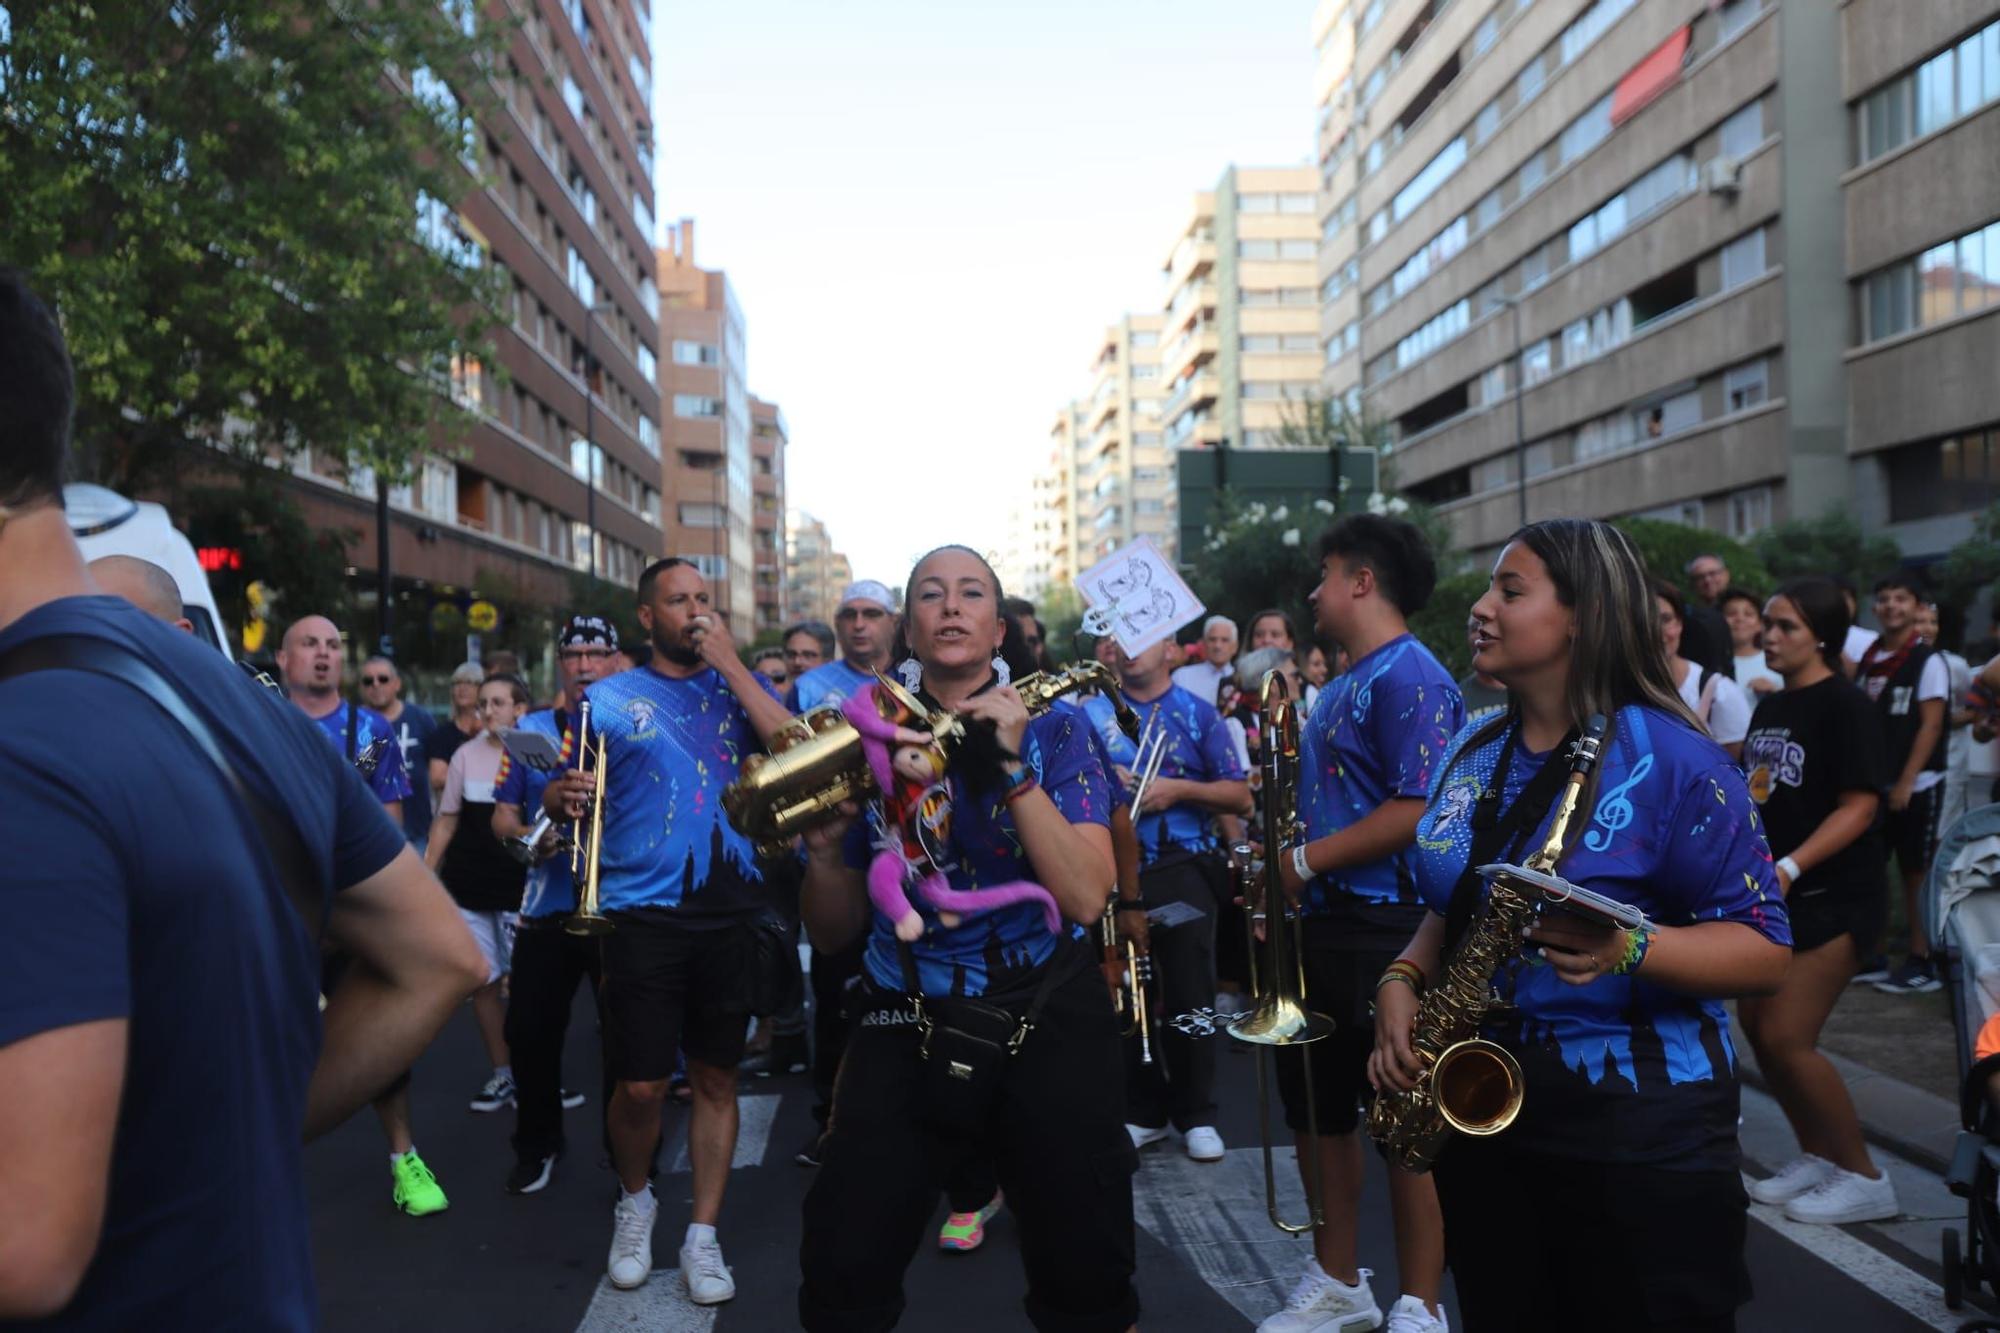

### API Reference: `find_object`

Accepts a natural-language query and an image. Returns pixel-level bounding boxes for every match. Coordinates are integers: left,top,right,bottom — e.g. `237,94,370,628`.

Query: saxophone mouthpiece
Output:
1570,712,1609,768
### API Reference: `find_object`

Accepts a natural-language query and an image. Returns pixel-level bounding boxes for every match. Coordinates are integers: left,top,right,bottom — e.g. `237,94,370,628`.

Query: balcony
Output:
1159,323,1221,385
1161,373,1220,424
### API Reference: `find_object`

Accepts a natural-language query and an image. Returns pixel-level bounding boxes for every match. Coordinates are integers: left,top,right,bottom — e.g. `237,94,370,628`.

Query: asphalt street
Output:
307,987,1980,1331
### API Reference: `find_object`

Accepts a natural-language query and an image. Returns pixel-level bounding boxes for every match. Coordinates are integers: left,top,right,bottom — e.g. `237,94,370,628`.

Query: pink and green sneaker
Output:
937,1192,1004,1252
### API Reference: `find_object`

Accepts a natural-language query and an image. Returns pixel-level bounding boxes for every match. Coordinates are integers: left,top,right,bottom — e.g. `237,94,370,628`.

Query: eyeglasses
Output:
360,675,394,686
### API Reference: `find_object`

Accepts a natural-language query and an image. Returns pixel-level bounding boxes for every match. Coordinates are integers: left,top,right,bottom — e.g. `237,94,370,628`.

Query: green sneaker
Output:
392,1150,449,1217
937,1192,1003,1252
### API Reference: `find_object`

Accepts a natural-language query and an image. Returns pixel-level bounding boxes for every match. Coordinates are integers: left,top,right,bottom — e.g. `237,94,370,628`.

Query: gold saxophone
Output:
722,661,1140,858
1366,712,1609,1173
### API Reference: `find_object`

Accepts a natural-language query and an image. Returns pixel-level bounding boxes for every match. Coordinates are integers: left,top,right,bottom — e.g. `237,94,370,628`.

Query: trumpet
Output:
1100,897,1154,1065
502,808,570,866
1229,670,1332,1235
565,699,614,938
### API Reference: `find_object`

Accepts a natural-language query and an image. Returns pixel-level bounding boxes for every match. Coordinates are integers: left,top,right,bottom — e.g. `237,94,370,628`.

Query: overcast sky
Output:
651,0,1316,585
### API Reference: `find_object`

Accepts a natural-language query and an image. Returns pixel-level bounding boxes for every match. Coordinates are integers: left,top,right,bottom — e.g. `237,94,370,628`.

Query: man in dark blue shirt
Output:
360,654,440,849
0,268,486,1328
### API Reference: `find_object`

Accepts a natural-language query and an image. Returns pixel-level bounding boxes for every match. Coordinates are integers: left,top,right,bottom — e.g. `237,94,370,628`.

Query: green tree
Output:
1407,569,1491,681
183,465,358,649
1747,507,1901,589
1933,503,2000,613
1613,519,1771,593
1,0,509,493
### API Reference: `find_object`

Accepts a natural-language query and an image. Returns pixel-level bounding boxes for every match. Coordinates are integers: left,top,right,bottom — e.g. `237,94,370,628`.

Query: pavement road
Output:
309,985,1985,1331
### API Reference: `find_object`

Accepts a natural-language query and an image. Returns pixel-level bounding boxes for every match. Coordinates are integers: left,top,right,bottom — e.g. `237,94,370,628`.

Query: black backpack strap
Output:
344,699,358,762
0,634,327,942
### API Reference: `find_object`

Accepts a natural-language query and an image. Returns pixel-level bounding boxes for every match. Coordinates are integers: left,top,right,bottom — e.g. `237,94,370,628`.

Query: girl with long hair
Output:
797,545,1138,1333
1738,579,1898,1225
1368,519,1791,1333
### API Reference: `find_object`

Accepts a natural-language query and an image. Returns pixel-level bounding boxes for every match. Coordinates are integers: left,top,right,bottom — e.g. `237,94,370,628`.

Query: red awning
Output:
1611,26,1691,127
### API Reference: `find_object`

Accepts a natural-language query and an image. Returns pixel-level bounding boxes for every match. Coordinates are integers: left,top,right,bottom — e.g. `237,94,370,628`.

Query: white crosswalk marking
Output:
1132,1146,1309,1325
575,1271,721,1332
666,1093,782,1174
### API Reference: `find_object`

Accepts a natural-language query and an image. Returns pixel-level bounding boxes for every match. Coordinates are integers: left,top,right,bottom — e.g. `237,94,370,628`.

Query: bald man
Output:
88,556,192,634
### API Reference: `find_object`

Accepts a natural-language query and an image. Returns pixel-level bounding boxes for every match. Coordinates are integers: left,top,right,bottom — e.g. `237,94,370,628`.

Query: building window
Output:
1719,228,1766,290
678,503,725,528
1717,0,1761,43
1475,189,1503,232
674,394,723,418
1478,363,1509,404
1473,11,1502,57
1857,219,2000,343
1393,137,1467,222
1724,359,1769,411
636,345,657,385
1518,54,1545,103
1718,100,1763,159
637,415,660,458
1473,99,1501,144
1238,193,1278,214
1727,484,1772,537
562,74,585,124
673,340,720,365
1886,428,2000,522
1518,150,1546,194
1521,338,1552,385
1857,19,2000,164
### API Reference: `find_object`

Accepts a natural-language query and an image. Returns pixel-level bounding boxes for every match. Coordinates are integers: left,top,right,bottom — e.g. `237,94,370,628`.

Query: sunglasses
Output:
361,675,394,686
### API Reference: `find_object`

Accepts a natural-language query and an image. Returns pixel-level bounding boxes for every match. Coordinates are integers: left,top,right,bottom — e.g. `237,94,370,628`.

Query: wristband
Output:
1004,775,1039,804
1610,924,1654,977
1377,958,1426,995
1776,856,1801,884
1001,762,1030,789
1290,842,1314,885
1114,897,1148,912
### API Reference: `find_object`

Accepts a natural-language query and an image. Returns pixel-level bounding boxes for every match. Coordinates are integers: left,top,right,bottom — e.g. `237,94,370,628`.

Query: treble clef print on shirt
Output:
1584,753,1653,852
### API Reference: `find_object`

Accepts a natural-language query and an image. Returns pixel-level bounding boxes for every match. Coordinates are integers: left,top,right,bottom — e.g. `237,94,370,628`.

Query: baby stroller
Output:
1931,801,2000,1321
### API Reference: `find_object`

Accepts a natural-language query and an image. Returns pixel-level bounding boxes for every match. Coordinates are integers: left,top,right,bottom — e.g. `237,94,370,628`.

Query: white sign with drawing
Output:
1074,536,1206,655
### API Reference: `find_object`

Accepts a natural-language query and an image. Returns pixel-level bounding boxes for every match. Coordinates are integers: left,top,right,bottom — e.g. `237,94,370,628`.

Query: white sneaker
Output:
1127,1122,1171,1151
1384,1294,1448,1333
1783,1166,1900,1225
679,1233,736,1305
1745,1153,1836,1205
1185,1125,1226,1162
607,1190,656,1289
1256,1261,1382,1333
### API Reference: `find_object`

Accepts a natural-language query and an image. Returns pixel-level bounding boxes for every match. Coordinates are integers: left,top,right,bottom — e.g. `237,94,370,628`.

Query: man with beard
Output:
543,560,791,1304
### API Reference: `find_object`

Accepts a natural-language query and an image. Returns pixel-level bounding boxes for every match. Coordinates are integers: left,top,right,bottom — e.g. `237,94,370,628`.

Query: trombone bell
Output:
1228,994,1335,1047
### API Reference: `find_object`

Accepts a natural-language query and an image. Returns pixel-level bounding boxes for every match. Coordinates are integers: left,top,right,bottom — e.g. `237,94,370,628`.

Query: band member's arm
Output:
693,614,795,748
1528,916,1789,996
423,813,454,872
1137,775,1253,818
800,809,871,953
1370,910,1447,1093
1278,797,1426,895
0,1021,123,1318
1889,695,1945,811
306,844,486,1141
425,750,467,872
1109,806,1148,954
1774,790,1878,894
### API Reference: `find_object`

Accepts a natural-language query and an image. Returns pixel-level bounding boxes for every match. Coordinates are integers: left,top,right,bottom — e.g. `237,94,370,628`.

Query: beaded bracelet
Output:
1377,959,1427,995
1610,924,1654,976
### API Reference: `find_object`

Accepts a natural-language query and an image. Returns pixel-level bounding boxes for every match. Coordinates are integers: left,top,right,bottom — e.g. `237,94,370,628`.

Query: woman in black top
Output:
1738,579,1899,1225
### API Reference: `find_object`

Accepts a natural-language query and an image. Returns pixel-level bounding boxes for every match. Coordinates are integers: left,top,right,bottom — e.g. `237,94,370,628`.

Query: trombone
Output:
565,699,614,937
1228,670,1332,1235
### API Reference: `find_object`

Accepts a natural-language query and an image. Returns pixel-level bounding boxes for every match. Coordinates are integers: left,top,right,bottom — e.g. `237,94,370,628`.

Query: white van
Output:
66,483,230,655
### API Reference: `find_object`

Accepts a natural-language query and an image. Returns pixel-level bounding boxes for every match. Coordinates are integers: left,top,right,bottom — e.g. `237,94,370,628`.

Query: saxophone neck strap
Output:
1442,721,1579,958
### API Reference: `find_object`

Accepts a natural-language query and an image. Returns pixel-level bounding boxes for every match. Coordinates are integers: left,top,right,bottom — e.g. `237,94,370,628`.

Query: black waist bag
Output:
901,942,1063,1135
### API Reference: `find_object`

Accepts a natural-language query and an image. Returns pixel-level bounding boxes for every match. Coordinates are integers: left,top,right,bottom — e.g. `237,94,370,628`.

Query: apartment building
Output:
1843,1,2000,557
288,0,664,626
1317,0,2000,564
1069,316,1172,570
658,220,756,628
1043,407,1084,589
784,509,853,626
1161,166,1327,458
750,395,788,636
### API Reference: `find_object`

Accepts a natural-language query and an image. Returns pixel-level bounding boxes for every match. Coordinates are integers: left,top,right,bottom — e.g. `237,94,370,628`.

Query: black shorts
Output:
1886,783,1945,873
1788,884,1886,954
1272,915,1414,1137
1436,1135,1750,1332
599,910,754,1080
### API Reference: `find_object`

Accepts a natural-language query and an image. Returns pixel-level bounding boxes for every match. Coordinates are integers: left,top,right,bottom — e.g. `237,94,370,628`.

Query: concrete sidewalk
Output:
1734,1021,1963,1174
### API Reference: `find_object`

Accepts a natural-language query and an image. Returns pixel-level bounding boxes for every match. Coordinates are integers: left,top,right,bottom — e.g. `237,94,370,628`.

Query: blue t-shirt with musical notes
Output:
583,666,776,919
846,704,1115,998
1412,703,1789,1166
1297,634,1462,913
793,659,876,714
1081,686,1242,861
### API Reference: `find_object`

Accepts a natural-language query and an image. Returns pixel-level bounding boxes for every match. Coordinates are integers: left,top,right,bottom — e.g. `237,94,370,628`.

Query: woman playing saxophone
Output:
1369,519,1791,1333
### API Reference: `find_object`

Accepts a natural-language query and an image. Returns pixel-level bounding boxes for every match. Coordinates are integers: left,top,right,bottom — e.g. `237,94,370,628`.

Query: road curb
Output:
1734,1026,1959,1176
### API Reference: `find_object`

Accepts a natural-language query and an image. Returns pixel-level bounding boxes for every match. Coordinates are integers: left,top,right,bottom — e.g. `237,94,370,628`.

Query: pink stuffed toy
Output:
841,683,1063,941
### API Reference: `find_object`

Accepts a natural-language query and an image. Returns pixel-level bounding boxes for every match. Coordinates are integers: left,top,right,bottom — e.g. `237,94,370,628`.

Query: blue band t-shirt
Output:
792,658,877,714
0,597,406,1330
1411,704,1789,1167
1298,633,1463,912
387,703,438,841
307,700,414,807
1082,686,1242,861
493,706,578,920
582,665,775,919
849,704,1115,997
